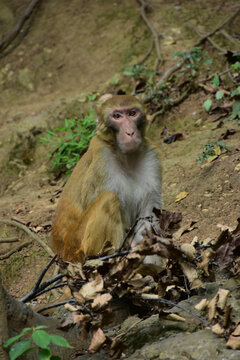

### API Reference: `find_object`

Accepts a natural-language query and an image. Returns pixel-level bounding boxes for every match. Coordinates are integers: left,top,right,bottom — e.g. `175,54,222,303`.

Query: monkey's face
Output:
107,106,146,153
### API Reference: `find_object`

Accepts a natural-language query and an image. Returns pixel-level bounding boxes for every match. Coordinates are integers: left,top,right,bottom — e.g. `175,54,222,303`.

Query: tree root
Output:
0,0,42,54
0,237,18,243
137,0,164,70
0,219,54,257
0,241,31,260
153,7,240,92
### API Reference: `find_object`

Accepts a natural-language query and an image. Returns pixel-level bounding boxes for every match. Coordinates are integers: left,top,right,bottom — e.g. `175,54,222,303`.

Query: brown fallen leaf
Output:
92,293,112,310
195,298,209,311
227,324,240,350
212,323,225,335
89,328,106,353
79,274,104,300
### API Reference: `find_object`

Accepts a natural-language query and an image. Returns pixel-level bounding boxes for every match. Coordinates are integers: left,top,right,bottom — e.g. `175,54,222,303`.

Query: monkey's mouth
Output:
119,139,142,153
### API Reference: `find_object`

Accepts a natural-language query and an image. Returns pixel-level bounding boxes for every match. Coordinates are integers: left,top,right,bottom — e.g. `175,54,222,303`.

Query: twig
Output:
0,219,54,257
0,0,42,53
33,282,68,298
138,295,208,325
0,237,18,243
97,250,130,262
32,256,57,293
37,298,75,313
0,241,31,260
20,273,63,303
137,0,164,70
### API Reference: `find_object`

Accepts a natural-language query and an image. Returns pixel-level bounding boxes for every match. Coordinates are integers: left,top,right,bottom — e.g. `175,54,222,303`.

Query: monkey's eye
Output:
128,109,136,117
113,112,121,119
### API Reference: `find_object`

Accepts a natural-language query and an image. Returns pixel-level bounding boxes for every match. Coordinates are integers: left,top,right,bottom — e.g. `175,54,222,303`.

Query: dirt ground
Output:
0,0,239,301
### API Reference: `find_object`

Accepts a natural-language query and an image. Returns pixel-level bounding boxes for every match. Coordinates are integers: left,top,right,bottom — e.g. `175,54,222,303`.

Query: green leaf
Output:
49,335,73,348
203,99,212,112
38,348,51,360
212,75,220,87
3,329,31,348
35,326,49,331
50,356,61,360
216,90,224,100
231,100,240,119
232,61,240,70
9,340,32,360
32,330,51,349
231,87,240,98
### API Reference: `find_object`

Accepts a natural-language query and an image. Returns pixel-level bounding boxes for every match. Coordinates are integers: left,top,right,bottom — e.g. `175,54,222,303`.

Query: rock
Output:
127,329,240,360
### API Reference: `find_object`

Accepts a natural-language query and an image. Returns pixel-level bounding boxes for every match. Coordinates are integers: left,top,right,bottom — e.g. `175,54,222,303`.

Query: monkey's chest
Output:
104,151,161,227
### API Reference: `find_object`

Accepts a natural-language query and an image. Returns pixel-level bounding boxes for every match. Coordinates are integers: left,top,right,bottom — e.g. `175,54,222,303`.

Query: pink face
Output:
108,107,145,153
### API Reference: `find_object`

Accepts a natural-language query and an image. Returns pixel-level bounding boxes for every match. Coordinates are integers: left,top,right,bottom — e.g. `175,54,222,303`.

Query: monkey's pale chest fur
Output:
103,146,162,228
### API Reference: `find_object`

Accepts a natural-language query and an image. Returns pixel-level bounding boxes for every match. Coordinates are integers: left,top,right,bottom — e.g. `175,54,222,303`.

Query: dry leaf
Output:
79,274,104,300
72,313,91,325
64,303,78,312
179,261,203,289
166,313,186,322
92,293,112,310
180,243,196,260
89,328,106,353
175,191,189,202
226,324,240,350
212,323,225,335
195,298,209,311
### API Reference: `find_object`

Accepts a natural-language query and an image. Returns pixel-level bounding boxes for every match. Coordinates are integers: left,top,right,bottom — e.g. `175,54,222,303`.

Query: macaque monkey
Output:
51,95,162,263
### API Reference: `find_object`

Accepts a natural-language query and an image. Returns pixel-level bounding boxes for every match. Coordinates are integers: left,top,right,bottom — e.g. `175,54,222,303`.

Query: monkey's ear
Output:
94,93,114,123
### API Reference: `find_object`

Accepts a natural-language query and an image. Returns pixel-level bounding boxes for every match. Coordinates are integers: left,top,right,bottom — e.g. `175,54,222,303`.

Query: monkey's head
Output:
96,95,147,154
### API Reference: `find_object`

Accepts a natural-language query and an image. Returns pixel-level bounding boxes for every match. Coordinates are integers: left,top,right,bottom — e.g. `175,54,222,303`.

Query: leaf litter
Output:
56,212,240,355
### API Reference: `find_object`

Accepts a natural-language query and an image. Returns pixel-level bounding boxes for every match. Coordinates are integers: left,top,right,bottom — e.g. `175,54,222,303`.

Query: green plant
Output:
173,47,212,74
123,64,156,79
41,110,96,177
197,141,230,164
3,325,72,360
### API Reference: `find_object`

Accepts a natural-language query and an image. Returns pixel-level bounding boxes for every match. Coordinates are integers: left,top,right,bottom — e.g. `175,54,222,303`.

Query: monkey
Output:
51,95,162,264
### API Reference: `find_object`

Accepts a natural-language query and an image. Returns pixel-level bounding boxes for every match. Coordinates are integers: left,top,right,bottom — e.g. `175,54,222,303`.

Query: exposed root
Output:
0,219,54,257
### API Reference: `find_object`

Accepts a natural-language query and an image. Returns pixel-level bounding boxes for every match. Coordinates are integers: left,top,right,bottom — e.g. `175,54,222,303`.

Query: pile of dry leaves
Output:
55,211,240,355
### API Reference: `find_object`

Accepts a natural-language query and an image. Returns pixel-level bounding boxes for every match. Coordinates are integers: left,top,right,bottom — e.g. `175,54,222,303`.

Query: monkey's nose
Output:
126,131,135,137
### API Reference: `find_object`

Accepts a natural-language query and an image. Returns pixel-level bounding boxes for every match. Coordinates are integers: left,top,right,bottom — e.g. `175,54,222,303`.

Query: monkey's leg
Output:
68,190,124,261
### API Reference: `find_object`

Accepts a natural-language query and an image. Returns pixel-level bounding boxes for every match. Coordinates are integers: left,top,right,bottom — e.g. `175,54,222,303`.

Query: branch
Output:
0,219,54,257
0,0,42,53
